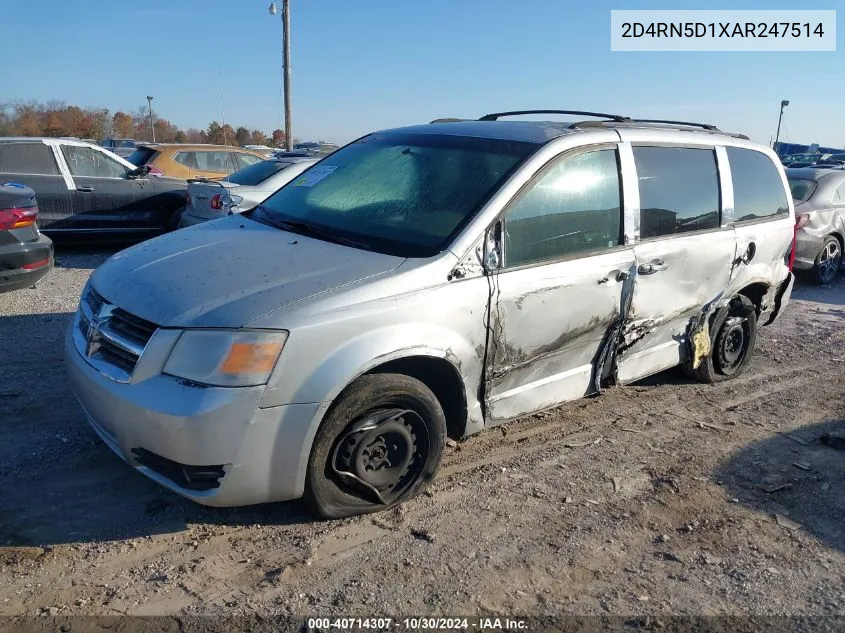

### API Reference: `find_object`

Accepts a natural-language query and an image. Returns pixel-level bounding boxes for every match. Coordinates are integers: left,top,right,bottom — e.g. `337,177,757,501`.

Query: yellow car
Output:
127,144,266,180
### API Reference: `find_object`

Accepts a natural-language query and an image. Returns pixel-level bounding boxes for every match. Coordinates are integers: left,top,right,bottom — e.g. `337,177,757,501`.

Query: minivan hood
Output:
91,215,405,328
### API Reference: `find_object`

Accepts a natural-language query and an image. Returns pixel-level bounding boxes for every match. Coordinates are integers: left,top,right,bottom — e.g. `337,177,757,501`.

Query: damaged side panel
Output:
615,229,737,384
483,248,636,423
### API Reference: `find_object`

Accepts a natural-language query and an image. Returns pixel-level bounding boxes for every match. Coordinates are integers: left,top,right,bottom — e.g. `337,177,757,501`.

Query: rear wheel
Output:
812,236,842,285
693,294,757,384
304,373,445,519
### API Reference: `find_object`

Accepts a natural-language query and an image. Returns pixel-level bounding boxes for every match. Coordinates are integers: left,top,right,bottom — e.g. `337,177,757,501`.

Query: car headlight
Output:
163,330,288,387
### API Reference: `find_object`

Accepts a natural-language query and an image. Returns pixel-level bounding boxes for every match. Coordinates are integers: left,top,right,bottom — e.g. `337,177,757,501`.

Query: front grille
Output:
132,448,225,491
76,287,158,381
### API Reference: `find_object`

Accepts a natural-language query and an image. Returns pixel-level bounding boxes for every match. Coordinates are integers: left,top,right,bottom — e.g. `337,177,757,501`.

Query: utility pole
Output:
146,96,155,143
270,2,293,151
773,99,789,153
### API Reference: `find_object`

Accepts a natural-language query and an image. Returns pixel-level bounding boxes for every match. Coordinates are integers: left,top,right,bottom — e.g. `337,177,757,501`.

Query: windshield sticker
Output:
291,165,337,187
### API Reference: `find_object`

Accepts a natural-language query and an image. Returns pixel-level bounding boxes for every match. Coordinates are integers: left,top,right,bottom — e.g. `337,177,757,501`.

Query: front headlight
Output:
163,330,288,387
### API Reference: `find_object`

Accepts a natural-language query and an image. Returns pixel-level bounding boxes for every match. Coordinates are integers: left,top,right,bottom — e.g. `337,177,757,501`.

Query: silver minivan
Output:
65,111,795,518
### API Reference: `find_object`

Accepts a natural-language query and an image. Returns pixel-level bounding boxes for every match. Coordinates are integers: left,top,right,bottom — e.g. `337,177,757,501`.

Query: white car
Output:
179,157,317,227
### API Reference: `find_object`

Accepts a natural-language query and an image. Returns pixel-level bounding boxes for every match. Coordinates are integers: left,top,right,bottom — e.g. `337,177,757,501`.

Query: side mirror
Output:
127,165,151,179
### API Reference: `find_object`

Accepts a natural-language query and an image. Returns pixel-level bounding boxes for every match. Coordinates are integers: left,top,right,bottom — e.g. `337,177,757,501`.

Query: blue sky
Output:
3,0,842,146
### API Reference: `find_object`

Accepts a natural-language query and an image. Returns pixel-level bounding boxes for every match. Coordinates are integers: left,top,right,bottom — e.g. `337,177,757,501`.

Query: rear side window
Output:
193,151,233,172
787,178,817,204
633,146,720,239
504,148,622,267
727,147,789,221
127,147,158,166
0,143,60,175
235,152,263,169
227,160,288,186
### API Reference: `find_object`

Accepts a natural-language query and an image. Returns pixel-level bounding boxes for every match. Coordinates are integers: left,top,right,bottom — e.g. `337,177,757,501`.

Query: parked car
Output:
787,166,845,284
99,138,138,158
781,152,826,168
0,182,53,292
272,143,338,159
242,145,276,157
0,138,187,237
180,157,317,227
814,153,845,167
127,143,266,180
66,112,795,518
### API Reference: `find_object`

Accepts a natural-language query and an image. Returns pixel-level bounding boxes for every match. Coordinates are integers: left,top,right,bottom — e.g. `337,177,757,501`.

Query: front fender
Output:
259,323,485,501
263,321,483,412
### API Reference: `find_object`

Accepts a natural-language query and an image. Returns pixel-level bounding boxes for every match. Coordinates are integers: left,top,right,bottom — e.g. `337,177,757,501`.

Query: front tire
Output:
812,235,842,285
304,373,445,520
693,294,757,384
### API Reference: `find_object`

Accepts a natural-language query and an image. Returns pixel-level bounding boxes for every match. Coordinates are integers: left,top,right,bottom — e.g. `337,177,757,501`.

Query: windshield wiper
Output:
258,210,371,250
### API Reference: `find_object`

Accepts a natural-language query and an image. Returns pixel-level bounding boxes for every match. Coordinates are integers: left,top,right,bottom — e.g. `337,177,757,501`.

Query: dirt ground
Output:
1,247,844,625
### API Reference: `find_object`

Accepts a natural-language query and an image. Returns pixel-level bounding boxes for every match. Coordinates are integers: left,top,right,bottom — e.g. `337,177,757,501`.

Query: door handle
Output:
638,259,668,275
77,186,95,192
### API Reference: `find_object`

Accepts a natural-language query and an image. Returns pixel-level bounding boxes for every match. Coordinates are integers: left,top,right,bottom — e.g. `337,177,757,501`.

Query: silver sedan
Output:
788,167,845,284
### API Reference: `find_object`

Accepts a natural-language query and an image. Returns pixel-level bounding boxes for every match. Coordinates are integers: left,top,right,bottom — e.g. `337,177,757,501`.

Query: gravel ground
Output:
1,246,844,626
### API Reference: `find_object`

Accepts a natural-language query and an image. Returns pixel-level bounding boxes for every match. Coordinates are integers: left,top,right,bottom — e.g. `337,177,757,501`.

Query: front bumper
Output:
64,318,320,506
0,234,53,292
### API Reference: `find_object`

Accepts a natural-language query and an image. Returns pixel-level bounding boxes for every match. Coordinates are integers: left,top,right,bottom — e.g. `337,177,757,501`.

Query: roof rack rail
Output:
629,119,750,140
479,110,631,122
429,118,470,124
630,118,718,131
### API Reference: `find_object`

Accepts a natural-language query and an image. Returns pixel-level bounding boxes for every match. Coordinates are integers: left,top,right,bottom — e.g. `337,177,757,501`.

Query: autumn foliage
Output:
0,101,284,147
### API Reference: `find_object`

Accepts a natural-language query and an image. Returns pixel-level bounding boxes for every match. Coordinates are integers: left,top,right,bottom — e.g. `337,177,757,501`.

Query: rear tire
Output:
693,295,757,384
304,373,445,520
812,235,842,285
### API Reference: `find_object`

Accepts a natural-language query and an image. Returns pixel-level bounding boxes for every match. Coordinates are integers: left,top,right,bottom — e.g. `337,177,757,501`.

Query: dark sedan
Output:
0,182,53,292
0,138,187,239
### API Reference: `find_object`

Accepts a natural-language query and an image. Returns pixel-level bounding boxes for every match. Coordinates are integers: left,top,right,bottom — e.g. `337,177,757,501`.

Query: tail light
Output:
147,165,164,176
787,213,809,272
0,206,38,230
210,193,243,211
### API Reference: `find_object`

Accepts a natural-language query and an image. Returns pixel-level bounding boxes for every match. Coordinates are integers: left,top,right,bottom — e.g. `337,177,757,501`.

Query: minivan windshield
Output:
257,133,536,257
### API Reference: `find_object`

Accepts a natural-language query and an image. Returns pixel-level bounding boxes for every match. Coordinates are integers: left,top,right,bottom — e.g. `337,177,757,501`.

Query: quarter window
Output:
61,145,127,179
0,143,60,175
235,152,263,169
727,147,789,221
504,148,622,267
833,181,845,204
633,146,720,239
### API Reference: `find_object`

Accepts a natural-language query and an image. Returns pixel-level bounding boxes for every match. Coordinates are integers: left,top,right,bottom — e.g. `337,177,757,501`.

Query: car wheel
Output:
304,373,445,519
813,236,842,285
693,295,757,384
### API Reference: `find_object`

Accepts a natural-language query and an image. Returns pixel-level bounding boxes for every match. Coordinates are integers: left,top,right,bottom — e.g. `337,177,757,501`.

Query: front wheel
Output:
304,373,445,519
813,236,842,285
693,294,758,384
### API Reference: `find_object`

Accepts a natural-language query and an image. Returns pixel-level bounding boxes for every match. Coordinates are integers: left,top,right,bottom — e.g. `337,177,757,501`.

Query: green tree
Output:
235,126,250,146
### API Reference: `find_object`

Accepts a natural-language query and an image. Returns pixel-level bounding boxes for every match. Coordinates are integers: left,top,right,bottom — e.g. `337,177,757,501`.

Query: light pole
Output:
146,96,156,143
269,1,293,151
773,99,789,153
